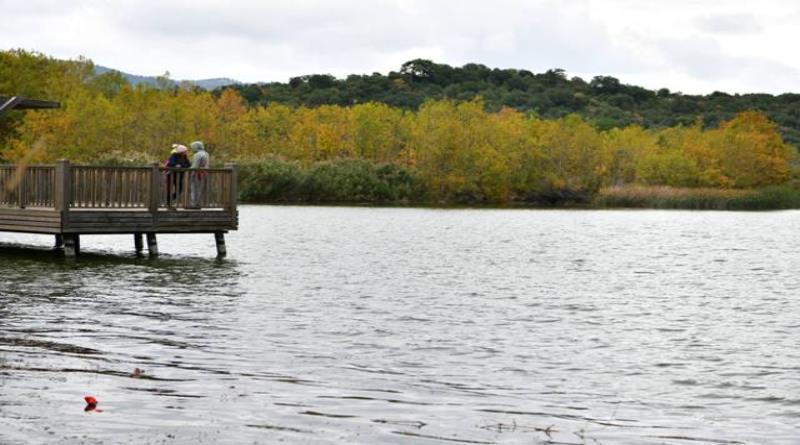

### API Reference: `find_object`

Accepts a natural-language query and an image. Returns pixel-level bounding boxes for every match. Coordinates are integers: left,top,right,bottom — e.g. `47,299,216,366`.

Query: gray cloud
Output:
85,0,641,82
657,35,800,93
1,0,799,94
659,36,739,80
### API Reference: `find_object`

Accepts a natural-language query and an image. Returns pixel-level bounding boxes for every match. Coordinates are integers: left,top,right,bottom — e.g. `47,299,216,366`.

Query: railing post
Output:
224,162,238,212
54,159,71,212
149,162,160,213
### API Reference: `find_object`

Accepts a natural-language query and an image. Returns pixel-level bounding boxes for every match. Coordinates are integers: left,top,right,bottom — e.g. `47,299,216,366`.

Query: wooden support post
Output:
146,232,158,256
134,233,143,253
214,232,227,258
64,234,80,257
149,162,160,213
224,163,238,212
54,159,71,212
54,234,64,249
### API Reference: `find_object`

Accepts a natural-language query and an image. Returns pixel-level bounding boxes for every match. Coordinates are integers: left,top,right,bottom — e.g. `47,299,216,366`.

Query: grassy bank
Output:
593,185,800,210
237,159,800,210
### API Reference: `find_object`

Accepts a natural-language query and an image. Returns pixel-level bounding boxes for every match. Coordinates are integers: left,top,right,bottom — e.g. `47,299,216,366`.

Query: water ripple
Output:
1,207,799,444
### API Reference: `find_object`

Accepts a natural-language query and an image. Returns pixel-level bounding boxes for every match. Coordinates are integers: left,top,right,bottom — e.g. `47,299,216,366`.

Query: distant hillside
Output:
94,65,240,90
221,59,800,147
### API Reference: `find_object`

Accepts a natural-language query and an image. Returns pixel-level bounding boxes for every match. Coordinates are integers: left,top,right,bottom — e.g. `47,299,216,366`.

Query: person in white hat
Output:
166,144,191,208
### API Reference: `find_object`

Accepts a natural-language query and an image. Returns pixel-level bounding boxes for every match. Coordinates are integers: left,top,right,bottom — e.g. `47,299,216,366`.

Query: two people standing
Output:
165,140,209,209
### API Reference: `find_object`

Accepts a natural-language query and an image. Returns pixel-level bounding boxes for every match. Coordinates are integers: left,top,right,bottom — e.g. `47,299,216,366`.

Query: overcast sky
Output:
2,0,799,94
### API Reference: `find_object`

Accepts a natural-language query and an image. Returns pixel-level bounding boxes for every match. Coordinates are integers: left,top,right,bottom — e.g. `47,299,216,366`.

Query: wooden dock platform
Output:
0,161,238,256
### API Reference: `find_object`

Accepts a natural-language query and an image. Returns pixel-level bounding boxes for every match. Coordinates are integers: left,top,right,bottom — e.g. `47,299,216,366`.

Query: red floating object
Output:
84,396,98,406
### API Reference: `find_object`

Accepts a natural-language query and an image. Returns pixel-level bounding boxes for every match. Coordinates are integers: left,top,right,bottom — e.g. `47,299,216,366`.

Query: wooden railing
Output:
158,167,235,209
71,166,151,208
0,161,238,211
0,165,56,208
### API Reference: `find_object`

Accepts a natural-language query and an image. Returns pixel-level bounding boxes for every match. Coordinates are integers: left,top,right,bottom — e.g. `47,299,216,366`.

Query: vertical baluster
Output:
123,170,129,207
110,169,115,207
77,168,82,208
31,169,37,206
88,168,93,207
124,169,129,207
85,168,90,207
37,168,41,206
75,168,80,208
137,169,141,207
94,168,99,208
39,168,43,206
81,168,85,207
31,169,36,206
93,168,98,207
84,168,89,207
30,168,35,206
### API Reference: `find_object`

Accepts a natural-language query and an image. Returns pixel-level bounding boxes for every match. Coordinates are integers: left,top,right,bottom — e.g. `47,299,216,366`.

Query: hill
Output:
94,65,240,90
222,59,800,147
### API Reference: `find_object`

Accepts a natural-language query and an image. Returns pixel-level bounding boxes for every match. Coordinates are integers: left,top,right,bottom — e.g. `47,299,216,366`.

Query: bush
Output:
238,159,305,202
238,158,422,204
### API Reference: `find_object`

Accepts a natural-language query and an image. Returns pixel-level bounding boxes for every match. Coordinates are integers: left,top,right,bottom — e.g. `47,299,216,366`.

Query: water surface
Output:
1,206,799,444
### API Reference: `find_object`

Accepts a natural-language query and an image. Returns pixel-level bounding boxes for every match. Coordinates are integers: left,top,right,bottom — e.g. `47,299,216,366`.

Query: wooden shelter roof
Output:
0,96,60,118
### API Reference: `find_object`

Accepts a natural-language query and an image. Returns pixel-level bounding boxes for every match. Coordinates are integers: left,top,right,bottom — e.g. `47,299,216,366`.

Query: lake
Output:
1,206,799,444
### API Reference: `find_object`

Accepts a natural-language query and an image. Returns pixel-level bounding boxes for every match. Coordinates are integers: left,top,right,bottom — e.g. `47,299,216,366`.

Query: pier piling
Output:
146,233,158,256
134,233,143,253
64,234,79,257
214,232,227,258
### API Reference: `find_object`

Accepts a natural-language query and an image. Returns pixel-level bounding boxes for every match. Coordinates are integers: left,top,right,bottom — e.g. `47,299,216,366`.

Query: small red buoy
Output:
84,395,103,412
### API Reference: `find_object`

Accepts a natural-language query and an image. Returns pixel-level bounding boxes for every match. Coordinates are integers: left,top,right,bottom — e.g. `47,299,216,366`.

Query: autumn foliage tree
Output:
1,50,796,204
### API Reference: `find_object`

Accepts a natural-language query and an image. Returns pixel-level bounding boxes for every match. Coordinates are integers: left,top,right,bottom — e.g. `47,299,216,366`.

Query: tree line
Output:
1,50,796,204
228,58,800,147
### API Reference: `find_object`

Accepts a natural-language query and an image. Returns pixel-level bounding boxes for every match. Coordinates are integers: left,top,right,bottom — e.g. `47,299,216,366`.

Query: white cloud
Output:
1,0,799,94
694,13,763,34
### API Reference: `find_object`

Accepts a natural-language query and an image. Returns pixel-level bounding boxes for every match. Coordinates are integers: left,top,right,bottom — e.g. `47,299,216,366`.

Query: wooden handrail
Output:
0,165,56,208
0,162,238,212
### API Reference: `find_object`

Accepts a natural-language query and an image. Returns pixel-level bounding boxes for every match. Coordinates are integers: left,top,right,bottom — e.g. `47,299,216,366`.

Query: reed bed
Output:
594,185,800,210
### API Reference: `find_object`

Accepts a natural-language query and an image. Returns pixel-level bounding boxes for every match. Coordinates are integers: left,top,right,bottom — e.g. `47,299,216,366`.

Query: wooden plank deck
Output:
0,161,238,256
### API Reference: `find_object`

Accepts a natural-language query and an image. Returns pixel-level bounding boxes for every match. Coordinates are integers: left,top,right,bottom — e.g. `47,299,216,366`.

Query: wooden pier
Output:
0,161,238,257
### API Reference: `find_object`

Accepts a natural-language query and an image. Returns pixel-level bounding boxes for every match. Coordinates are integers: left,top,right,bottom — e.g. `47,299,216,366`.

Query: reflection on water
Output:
1,206,800,444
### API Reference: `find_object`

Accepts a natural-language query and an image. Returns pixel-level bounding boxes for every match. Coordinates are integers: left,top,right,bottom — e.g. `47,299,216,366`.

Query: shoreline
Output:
237,200,800,211
236,184,800,211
